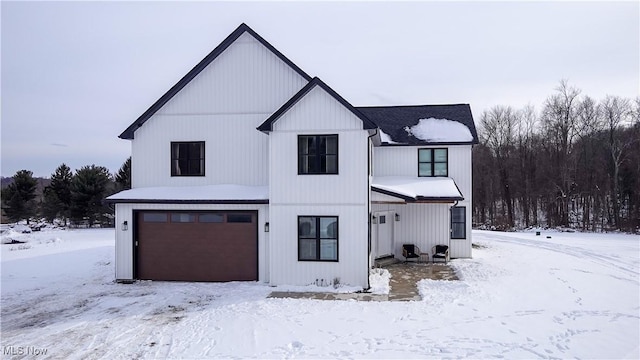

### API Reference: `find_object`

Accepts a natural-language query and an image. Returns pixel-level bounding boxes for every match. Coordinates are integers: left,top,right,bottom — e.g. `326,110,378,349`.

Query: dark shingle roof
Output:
258,77,377,132
119,23,312,140
356,104,478,145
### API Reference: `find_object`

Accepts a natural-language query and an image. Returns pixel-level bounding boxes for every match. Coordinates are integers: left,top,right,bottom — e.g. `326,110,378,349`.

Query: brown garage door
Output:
135,211,258,281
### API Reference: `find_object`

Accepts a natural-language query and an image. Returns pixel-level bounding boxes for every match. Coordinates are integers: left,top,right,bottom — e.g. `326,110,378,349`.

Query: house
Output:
106,23,478,288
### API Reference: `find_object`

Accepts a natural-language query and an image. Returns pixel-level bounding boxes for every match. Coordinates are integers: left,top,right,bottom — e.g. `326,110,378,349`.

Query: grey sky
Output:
2,1,638,177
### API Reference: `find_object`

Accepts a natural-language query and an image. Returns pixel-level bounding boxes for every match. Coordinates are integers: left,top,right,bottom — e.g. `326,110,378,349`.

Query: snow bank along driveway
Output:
1,228,638,359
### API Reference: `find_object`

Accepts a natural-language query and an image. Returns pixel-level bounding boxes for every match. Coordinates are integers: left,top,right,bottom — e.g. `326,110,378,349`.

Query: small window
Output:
171,142,205,176
379,215,386,224
171,213,196,223
451,206,466,239
199,213,224,223
418,148,448,177
298,135,338,174
142,213,168,222
298,216,338,261
227,214,253,223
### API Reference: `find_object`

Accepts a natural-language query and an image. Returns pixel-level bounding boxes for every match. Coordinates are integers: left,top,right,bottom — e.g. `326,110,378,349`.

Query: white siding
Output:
130,31,308,188
268,85,371,287
372,203,451,260
114,203,269,283
373,144,473,258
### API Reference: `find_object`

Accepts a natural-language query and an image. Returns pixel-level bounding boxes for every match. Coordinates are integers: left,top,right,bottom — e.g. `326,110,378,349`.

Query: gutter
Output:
366,128,379,291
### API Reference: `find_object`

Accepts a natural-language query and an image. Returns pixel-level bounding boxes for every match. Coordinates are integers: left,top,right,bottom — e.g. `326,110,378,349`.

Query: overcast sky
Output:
1,1,638,177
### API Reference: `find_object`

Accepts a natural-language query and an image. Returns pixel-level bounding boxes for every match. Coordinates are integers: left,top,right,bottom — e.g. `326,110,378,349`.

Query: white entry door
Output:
375,212,393,258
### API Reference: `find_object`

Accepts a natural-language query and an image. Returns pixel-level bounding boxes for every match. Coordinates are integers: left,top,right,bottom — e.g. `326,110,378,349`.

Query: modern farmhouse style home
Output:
107,23,478,288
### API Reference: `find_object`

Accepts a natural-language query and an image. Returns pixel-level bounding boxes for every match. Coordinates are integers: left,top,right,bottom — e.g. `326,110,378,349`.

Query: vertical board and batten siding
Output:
131,32,308,188
268,85,370,287
372,203,450,260
373,144,473,258
114,203,269,282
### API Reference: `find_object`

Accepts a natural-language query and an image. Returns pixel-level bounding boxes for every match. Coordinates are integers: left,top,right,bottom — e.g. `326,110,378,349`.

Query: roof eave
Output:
104,198,269,205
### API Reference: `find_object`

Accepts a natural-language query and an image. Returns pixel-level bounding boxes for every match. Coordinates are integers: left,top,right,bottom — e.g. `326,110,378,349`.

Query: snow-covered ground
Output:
1,228,638,359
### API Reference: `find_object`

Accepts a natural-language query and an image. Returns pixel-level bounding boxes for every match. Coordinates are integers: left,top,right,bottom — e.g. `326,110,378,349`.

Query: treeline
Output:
473,80,640,233
1,158,131,226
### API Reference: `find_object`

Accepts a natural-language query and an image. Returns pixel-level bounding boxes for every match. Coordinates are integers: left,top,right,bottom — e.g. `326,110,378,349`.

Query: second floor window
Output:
171,141,205,176
298,135,338,174
418,148,447,177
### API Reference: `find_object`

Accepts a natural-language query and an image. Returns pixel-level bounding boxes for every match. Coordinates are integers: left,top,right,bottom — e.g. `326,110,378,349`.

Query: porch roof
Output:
371,176,464,203
105,184,269,204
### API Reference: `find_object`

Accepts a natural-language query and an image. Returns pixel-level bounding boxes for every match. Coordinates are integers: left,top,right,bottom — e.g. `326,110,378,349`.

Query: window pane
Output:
379,215,386,224
298,217,316,237
299,136,311,155
419,163,432,176
306,155,317,173
452,207,465,222
418,149,432,162
320,239,338,260
320,217,337,238
452,223,465,239
299,239,317,260
325,155,337,174
171,213,196,223
143,213,167,222
227,214,253,223
325,136,337,154
434,163,447,176
434,149,447,162
199,213,224,223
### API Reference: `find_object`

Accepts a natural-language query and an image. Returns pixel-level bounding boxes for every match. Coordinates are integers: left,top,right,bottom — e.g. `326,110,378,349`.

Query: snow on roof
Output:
371,176,463,201
106,184,269,203
379,129,399,144
404,117,473,143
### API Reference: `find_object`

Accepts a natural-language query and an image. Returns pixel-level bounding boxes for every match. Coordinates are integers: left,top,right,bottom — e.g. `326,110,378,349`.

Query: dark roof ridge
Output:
119,23,312,140
258,77,377,132
356,103,470,109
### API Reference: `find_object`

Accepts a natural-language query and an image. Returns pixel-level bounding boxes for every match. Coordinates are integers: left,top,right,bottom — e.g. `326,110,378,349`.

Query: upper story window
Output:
298,135,338,175
171,142,205,176
418,148,448,177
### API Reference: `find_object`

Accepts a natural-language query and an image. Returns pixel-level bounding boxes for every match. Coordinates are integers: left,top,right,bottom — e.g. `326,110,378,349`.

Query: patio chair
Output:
432,245,450,264
402,244,420,263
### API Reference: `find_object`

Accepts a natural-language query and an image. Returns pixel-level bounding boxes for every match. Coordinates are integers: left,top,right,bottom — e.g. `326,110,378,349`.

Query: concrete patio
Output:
268,261,459,302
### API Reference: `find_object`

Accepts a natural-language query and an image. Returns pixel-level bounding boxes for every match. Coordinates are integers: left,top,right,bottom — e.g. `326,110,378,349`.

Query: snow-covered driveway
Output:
1,228,638,359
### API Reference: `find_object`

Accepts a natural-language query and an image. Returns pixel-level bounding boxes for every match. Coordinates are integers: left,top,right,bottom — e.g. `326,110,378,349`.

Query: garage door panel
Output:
136,211,258,281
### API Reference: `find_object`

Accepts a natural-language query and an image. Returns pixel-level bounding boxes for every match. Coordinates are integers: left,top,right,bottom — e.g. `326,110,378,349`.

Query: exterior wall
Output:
372,203,451,260
373,144,473,258
268,86,370,288
114,203,269,282
131,32,308,188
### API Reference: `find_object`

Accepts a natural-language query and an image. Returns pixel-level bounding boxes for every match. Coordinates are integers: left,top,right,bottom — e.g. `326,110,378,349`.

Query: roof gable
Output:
257,77,377,132
119,23,312,140
357,104,479,145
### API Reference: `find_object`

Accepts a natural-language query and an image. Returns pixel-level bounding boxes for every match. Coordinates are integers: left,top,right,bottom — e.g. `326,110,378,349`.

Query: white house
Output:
106,23,478,288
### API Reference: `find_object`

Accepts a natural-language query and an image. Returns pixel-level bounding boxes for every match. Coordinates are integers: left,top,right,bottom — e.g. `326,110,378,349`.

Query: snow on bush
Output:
368,268,390,294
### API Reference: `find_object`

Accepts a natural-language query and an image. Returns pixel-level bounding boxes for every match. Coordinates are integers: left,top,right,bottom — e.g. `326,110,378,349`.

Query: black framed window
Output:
418,148,448,177
298,135,338,174
171,142,205,176
298,216,338,261
451,206,466,239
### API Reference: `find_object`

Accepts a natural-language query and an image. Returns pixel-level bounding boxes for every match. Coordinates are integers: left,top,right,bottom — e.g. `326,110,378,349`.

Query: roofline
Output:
104,199,269,205
119,23,312,140
257,77,378,132
379,141,478,146
371,186,464,203
356,103,471,109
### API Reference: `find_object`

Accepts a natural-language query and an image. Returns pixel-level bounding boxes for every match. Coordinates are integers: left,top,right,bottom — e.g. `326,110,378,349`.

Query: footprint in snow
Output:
288,341,303,350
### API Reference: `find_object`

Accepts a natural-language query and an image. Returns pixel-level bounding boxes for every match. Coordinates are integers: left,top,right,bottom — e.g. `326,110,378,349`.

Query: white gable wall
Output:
268,86,370,288
131,32,308,188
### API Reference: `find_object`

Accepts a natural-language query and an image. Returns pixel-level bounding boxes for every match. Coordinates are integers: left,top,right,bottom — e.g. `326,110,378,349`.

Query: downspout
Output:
366,128,379,291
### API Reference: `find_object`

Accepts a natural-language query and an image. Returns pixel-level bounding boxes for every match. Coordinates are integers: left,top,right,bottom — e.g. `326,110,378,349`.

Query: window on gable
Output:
298,135,338,174
171,142,205,176
298,216,338,261
451,206,466,239
418,148,447,177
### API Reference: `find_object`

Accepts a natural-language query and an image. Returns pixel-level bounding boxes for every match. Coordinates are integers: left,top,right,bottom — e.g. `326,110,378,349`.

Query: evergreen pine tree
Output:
2,170,38,224
49,163,73,225
41,187,60,224
115,157,131,191
70,165,112,226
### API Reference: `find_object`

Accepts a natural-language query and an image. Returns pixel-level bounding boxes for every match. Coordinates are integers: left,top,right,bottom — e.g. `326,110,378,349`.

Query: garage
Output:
135,210,258,282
